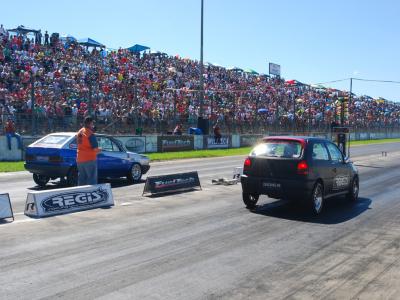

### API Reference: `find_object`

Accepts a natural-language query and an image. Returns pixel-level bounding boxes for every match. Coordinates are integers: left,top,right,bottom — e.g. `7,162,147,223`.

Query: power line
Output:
352,78,400,84
314,78,350,85
315,77,400,86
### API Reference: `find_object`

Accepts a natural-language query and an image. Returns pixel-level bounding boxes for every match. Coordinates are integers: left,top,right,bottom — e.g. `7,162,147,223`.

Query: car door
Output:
108,138,131,177
310,141,333,195
97,136,119,178
97,136,129,178
326,142,351,194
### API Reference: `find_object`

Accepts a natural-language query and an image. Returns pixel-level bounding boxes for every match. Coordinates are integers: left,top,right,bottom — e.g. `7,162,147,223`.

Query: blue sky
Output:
1,0,399,101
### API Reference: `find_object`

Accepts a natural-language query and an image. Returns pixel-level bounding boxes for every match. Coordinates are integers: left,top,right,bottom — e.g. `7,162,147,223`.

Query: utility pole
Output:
30,72,35,136
199,0,204,118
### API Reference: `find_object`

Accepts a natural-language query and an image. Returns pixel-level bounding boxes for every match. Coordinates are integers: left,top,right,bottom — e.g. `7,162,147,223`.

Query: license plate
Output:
36,156,48,162
262,182,281,189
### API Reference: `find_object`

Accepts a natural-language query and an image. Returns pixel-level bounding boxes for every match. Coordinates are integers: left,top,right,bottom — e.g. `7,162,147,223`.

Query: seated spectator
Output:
213,121,222,143
5,118,22,150
173,123,182,135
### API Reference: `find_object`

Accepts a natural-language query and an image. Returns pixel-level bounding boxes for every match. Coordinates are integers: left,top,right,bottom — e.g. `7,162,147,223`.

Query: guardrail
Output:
1,131,400,161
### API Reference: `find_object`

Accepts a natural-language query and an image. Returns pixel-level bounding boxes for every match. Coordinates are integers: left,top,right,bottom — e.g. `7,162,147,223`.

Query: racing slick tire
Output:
33,173,50,187
66,167,78,187
346,176,359,202
127,163,142,184
243,193,259,209
309,182,324,215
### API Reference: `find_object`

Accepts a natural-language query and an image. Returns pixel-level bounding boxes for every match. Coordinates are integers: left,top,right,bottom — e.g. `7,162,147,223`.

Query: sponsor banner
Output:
240,135,263,147
204,136,231,149
143,171,201,196
157,136,194,152
115,136,146,153
0,193,14,221
24,184,114,218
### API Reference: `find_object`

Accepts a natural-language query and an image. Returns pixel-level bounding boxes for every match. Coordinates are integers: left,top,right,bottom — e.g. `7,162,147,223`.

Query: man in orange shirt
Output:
76,117,100,185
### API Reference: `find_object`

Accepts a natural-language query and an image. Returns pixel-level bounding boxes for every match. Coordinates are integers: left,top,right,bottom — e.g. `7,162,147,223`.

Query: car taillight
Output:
49,156,63,163
244,157,252,169
297,160,309,175
25,154,36,161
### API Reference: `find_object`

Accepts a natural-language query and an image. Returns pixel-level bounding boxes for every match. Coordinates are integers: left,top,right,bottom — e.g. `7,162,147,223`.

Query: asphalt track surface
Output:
1,142,400,299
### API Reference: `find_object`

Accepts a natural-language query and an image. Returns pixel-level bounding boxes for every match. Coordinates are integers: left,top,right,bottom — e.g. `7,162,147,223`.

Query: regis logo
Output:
41,188,109,212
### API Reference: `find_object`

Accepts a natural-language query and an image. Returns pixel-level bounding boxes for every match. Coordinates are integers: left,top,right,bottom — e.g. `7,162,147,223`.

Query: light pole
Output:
199,0,204,119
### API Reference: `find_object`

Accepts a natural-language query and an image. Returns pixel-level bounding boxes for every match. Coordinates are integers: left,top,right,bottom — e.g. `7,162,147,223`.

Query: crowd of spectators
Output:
1,24,399,136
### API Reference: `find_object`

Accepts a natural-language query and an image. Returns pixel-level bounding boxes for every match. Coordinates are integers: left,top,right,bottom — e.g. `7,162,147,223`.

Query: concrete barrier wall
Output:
1,131,399,161
0,136,23,161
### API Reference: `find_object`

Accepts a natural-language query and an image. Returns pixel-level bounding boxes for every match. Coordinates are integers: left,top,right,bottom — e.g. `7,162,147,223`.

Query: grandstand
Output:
0,24,399,135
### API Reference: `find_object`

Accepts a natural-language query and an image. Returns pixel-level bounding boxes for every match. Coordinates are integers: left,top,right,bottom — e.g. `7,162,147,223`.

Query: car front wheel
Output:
346,177,359,202
127,163,142,184
33,174,50,187
310,182,324,215
243,193,259,209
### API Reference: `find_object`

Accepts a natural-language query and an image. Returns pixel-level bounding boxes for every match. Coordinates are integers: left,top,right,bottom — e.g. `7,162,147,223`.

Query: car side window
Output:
111,140,122,152
98,137,114,152
69,138,77,149
326,143,343,163
312,142,329,161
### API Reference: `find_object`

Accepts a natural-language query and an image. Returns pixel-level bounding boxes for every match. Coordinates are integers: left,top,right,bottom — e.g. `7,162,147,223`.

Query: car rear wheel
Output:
310,182,324,215
66,167,78,187
346,177,359,202
33,174,50,187
127,163,142,184
243,193,259,209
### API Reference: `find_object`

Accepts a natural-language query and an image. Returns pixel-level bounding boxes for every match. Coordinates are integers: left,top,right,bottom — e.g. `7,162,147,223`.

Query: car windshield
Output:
35,135,71,146
250,140,303,158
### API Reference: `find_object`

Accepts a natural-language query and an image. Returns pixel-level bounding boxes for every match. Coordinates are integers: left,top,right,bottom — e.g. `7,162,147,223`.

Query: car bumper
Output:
24,162,71,178
241,175,315,200
141,165,150,174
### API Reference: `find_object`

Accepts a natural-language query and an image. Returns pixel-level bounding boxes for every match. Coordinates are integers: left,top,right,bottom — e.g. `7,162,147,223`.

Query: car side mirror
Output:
344,156,352,164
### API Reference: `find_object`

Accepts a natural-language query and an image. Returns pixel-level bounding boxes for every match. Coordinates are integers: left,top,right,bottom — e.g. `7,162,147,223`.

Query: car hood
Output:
126,152,150,165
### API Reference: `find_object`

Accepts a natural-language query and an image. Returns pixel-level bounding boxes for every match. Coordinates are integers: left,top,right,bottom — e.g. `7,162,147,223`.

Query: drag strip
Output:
1,142,400,299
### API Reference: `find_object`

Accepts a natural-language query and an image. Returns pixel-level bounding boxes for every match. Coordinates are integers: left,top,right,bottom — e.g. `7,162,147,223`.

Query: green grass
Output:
147,147,252,161
0,137,399,172
350,138,400,146
0,161,24,173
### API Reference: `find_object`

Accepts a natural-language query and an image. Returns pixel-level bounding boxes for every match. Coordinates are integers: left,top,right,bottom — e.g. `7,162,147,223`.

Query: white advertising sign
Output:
269,63,281,76
0,193,14,220
206,136,230,149
24,184,114,218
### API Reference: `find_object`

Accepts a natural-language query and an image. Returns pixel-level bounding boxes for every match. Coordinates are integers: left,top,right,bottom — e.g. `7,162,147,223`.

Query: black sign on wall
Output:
142,172,202,196
157,136,194,152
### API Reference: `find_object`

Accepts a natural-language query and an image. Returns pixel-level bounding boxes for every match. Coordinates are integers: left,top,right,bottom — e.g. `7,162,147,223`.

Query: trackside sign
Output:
0,193,14,221
24,184,114,218
143,171,202,196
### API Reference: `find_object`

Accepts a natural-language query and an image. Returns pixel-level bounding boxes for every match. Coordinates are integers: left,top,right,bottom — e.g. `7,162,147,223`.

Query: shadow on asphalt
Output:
251,197,372,224
27,178,146,191
354,164,384,169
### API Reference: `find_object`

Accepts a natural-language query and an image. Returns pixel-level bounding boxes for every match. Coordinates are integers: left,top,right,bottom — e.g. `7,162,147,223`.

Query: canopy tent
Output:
8,25,39,35
245,68,259,75
127,44,150,53
78,38,105,48
228,66,243,72
285,79,303,86
311,84,326,89
60,34,77,42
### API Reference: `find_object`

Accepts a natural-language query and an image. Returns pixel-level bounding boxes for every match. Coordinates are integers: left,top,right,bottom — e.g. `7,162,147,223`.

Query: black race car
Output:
240,136,359,214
